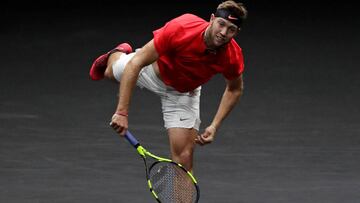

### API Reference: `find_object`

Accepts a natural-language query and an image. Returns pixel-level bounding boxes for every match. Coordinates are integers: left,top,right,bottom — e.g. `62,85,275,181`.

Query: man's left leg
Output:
168,127,198,172
133,65,201,172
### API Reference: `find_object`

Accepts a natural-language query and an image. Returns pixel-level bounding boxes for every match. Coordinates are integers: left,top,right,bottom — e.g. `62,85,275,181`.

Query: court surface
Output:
1,1,359,202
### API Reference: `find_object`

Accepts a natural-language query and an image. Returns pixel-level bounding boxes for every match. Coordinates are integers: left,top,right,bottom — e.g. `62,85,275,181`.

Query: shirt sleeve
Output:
153,19,184,56
222,42,245,80
223,49,244,80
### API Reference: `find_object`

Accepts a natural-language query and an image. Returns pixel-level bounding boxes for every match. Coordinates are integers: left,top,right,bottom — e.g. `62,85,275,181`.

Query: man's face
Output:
208,14,239,47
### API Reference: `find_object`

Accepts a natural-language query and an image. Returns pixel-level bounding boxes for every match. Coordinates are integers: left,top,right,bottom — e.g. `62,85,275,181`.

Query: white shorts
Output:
112,51,201,130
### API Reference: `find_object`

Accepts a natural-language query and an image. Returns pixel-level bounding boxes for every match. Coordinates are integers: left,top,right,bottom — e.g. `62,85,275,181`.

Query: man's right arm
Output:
110,39,159,135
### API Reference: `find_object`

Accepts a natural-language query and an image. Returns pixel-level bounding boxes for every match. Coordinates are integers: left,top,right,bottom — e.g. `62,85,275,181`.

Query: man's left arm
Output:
196,74,244,145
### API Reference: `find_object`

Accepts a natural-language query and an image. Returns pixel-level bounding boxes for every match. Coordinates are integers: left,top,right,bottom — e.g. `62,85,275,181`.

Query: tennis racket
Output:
124,130,200,203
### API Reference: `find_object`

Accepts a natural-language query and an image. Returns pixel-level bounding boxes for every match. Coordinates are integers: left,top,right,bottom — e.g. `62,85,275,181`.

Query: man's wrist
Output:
115,110,128,117
209,124,217,131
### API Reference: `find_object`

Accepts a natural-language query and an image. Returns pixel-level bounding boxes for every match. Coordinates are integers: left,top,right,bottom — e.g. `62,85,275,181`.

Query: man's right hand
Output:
110,113,128,136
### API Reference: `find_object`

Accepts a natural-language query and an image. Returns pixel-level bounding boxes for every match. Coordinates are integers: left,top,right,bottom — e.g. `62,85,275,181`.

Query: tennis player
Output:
90,0,247,172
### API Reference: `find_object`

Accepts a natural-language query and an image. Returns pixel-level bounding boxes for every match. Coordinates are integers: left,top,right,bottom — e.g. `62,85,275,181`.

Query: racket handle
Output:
125,131,140,147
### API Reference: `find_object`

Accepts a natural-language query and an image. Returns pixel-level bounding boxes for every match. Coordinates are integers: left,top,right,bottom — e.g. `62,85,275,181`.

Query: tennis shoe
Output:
90,42,132,80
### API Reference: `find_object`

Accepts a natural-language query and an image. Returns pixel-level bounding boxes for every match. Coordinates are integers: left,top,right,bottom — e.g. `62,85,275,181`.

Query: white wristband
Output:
209,125,217,131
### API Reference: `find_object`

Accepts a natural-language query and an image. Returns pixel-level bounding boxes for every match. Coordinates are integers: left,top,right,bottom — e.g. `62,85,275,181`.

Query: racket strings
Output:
149,162,197,203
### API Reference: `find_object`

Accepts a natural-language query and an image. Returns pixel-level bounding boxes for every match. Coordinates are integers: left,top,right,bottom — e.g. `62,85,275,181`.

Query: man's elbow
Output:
233,81,244,97
227,86,243,100
234,87,243,99
226,75,244,98
239,82,244,95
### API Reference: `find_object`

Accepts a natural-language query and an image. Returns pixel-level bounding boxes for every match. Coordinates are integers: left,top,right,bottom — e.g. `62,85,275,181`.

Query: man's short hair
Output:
216,1,248,28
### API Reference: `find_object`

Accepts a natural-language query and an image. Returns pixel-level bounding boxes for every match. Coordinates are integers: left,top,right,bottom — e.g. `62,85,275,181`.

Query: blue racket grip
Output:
125,131,140,147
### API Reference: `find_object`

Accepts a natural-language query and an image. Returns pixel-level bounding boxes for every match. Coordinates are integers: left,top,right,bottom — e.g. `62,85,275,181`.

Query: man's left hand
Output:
195,125,216,145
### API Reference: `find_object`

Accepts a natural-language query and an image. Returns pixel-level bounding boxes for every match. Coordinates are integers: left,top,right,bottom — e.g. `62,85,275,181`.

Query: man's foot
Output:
89,43,132,80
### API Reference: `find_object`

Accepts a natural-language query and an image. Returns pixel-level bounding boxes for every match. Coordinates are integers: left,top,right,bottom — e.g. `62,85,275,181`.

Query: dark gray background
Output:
1,1,359,202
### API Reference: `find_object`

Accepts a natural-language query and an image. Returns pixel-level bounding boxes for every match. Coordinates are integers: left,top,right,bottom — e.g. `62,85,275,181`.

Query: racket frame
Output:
125,131,200,202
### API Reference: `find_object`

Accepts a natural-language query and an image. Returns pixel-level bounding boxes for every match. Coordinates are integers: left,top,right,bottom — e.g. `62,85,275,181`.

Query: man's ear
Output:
210,13,215,22
236,27,241,34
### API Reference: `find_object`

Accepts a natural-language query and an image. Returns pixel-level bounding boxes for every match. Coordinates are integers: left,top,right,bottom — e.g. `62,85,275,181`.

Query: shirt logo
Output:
228,15,238,20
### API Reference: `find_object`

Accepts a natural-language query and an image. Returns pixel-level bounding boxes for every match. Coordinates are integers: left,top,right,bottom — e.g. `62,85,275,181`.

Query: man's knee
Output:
104,52,123,80
175,149,192,161
104,66,114,79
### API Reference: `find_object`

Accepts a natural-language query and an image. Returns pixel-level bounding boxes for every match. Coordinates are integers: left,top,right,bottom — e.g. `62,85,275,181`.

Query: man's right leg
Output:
104,52,124,81
89,43,132,81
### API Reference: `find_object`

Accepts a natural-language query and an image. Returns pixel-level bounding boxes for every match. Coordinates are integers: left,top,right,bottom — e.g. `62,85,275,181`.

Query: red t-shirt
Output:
153,14,244,93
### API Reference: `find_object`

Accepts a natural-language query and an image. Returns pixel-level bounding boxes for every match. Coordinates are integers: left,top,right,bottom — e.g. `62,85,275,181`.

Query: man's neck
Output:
203,27,217,51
